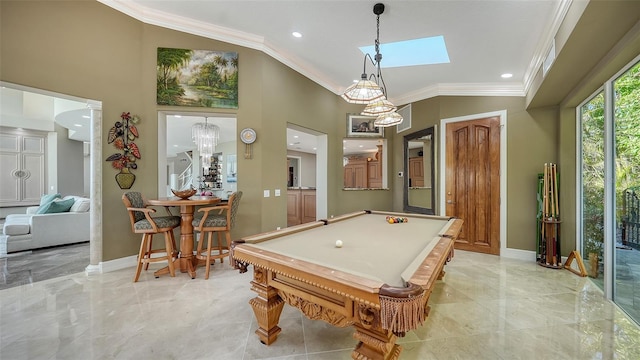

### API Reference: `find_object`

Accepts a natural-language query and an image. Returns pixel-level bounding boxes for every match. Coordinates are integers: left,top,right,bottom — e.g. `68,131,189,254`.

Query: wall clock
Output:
240,128,257,158
240,128,257,144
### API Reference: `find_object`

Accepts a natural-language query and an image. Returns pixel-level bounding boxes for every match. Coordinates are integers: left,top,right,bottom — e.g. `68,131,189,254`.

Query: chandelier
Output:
341,3,403,127
192,117,220,168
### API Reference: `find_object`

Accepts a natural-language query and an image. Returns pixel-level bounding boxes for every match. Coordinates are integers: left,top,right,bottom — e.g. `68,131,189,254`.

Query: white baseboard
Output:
501,247,567,265
501,247,537,261
98,255,137,273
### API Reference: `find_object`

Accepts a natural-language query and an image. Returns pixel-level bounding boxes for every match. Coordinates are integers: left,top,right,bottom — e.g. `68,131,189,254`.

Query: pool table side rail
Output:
232,242,387,307
237,221,326,244
323,210,454,225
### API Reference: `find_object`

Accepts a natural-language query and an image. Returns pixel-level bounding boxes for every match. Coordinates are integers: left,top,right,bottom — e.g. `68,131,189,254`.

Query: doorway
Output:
286,124,328,225
440,110,506,255
0,81,102,273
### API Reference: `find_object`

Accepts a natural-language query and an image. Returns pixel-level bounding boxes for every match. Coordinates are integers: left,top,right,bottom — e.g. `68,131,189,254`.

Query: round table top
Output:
147,196,220,206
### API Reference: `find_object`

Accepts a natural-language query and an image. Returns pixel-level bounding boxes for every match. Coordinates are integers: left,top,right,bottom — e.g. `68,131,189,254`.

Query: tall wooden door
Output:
445,116,500,254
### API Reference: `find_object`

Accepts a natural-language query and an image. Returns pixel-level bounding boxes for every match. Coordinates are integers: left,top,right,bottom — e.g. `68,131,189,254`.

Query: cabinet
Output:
344,158,367,188
287,188,316,226
409,157,424,187
203,153,223,189
367,146,383,188
0,132,46,206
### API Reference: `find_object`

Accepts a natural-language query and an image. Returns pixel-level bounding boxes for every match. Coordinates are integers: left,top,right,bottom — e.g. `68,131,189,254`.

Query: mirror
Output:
343,138,387,189
404,127,435,214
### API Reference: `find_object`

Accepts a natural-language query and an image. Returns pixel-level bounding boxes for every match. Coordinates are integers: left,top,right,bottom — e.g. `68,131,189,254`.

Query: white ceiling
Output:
99,0,566,104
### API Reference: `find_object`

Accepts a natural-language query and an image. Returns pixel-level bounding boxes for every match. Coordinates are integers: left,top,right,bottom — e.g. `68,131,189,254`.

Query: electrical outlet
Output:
275,189,281,196
264,190,270,197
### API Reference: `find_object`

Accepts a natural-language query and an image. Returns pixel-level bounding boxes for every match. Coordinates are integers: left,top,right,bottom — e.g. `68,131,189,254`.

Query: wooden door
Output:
445,116,500,255
409,157,424,187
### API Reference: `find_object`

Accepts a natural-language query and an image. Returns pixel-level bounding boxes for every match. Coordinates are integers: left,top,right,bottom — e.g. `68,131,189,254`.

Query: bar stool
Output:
193,191,243,279
122,192,181,282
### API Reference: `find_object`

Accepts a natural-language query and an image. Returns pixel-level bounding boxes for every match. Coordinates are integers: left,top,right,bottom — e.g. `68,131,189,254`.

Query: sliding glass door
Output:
613,61,640,322
579,59,639,325
580,92,605,287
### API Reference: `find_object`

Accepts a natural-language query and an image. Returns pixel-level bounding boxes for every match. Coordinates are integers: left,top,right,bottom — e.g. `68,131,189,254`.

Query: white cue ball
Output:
335,239,343,248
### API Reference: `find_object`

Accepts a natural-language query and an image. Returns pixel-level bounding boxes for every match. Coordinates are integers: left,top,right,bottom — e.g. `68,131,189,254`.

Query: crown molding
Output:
392,83,525,105
97,0,340,95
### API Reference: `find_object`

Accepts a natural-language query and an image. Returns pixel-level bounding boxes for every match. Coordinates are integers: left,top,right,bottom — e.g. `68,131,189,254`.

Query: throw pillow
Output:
69,197,90,212
36,198,75,214
40,193,61,206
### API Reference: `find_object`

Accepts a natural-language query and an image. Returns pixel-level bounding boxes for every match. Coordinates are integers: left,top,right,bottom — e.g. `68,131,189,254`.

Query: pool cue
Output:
553,163,560,218
544,163,551,264
553,164,561,264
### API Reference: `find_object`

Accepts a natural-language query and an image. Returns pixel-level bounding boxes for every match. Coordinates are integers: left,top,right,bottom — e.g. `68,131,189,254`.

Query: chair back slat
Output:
229,191,243,229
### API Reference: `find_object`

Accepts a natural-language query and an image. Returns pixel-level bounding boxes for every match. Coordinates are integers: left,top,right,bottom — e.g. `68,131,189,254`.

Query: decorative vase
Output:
115,168,136,189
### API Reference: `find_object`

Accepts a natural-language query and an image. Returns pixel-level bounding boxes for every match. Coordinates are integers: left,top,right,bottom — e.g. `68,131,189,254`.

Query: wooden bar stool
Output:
122,192,181,282
193,191,243,279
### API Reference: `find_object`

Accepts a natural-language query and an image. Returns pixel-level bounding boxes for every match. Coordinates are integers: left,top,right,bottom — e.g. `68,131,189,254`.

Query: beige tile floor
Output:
1,250,639,360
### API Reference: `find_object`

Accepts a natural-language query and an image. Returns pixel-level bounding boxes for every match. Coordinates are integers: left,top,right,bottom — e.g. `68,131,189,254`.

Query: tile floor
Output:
0,242,89,291
1,250,639,360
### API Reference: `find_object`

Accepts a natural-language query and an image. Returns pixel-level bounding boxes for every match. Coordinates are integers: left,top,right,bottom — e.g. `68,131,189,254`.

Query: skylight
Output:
359,36,450,68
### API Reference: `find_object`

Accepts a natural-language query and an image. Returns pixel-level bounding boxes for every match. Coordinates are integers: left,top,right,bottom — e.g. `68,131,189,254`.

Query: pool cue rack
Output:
537,163,562,269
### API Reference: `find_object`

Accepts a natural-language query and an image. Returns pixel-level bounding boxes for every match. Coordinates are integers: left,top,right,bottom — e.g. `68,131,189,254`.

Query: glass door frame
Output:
577,54,640,302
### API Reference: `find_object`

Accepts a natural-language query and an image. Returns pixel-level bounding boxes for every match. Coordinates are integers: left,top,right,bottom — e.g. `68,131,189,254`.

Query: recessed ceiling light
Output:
501,73,513,78
294,135,299,139
174,115,182,118
292,31,302,38
82,115,90,119
74,124,83,127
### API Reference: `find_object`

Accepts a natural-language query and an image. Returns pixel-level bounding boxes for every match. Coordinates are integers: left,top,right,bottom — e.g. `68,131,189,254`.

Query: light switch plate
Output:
264,190,270,197
275,189,281,196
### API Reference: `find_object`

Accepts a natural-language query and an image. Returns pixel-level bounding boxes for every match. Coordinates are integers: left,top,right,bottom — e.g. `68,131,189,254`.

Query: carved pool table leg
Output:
249,268,285,345
352,325,401,360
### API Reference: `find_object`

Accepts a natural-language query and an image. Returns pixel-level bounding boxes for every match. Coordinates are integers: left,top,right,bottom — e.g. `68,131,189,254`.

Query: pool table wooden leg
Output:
352,324,402,360
249,269,285,345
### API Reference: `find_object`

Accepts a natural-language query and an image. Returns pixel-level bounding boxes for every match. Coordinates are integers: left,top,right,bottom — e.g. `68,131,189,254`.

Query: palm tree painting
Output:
157,47,238,108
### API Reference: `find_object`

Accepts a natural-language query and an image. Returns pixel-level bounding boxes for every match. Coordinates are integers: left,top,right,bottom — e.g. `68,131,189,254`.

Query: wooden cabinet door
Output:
409,157,424,187
301,190,316,223
368,161,382,188
287,191,301,226
344,158,368,188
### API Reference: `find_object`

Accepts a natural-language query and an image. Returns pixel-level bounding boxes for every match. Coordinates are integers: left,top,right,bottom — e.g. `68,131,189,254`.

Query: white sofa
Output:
0,195,90,254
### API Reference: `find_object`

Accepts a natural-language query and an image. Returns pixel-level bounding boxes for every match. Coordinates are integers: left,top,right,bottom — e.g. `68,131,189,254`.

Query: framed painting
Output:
157,47,238,108
347,114,384,138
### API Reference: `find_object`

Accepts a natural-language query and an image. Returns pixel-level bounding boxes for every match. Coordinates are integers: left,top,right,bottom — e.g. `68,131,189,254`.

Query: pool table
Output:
232,210,462,360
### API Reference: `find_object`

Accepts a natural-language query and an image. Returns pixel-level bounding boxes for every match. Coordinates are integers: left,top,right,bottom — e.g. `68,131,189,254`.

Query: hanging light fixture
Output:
342,3,403,127
192,117,220,168
374,111,404,127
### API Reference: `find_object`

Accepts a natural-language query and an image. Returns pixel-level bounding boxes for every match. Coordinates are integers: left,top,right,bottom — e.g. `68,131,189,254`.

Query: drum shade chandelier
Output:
192,117,220,167
341,3,403,127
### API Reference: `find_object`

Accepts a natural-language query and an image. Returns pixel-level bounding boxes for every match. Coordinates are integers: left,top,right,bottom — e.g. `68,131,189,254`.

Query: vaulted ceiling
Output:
99,0,567,105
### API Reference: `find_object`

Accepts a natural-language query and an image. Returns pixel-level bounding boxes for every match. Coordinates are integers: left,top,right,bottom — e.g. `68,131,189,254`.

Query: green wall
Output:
2,0,639,261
